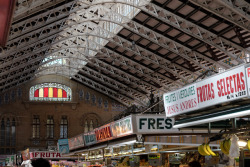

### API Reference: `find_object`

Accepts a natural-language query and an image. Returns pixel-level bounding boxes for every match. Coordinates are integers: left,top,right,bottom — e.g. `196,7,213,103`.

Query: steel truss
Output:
189,0,250,32
6,0,242,68
73,74,132,106
143,2,245,63
35,54,150,102
34,65,136,106
1,0,248,97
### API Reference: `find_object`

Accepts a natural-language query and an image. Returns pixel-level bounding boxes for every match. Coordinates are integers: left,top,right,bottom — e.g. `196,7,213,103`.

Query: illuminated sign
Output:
163,65,248,117
68,134,84,150
95,125,112,142
111,116,133,137
84,131,97,146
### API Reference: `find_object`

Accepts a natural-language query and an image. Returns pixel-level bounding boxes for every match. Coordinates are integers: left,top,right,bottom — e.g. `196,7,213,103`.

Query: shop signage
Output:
68,133,85,150
163,65,248,117
58,139,69,154
111,116,133,137
136,115,178,133
31,152,61,159
0,0,16,46
95,124,112,142
84,131,97,146
245,67,250,94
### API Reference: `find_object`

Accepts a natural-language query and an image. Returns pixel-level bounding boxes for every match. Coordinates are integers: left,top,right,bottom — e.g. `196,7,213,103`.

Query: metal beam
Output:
142,2,244,65
189,0,250,32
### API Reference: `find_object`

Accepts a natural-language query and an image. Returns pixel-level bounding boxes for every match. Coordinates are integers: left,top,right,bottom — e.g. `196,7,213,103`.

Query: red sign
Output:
31,152,61,159
95,125,112,141
0,0,16,46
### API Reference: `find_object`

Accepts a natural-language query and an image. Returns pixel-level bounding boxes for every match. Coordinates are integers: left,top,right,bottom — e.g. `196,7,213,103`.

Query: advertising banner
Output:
135,115,178,133
94,124,113,142
68,134,84,150
163,65,248,117
31,152,61,159
84,131,97,146
111,116,133,137
58,139,69,154
245,67,250,94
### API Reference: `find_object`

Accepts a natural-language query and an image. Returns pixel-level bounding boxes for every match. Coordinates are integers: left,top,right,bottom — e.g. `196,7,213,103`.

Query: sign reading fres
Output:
136,115,178,133
164,65,248,117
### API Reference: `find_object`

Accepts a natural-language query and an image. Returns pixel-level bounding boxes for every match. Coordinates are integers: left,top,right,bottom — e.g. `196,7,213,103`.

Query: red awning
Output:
0,0,16,47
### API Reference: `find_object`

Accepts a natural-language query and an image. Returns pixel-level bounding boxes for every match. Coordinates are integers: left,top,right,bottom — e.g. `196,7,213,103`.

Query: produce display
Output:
220,138,231,155
198,143,217,156
247,140,250,151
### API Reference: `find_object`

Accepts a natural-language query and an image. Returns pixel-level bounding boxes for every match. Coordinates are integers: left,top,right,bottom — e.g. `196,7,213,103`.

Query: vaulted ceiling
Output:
0,0,249,107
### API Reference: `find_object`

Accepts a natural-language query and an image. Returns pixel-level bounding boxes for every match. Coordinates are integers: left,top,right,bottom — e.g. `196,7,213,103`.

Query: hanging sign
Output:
245,67,250,94
136,115,178,133
31,152,61,159
84,131,97,146
95,124,113,142
111,116,133,137
68,134,84,150
163,65,248,117
58,139,69,154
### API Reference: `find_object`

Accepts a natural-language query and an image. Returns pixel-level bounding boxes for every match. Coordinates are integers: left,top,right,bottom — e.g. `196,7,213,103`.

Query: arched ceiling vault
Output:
0,0,249,107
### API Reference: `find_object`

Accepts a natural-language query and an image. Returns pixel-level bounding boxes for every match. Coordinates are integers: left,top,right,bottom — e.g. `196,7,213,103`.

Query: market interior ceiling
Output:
0,0,250,107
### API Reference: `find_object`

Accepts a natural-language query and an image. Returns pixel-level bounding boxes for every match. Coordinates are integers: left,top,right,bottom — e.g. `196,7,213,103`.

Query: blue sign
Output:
84,132,97,146
58,139,69,154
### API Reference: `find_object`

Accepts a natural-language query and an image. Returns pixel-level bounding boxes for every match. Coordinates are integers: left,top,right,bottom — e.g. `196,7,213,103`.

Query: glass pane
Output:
6,149,10,154
51,125,54,138
60,125,63,138
37,125,40,138
63,126,67,138
6,119,10,146
12,125,16,146
1,119,5,146
47,126,50,138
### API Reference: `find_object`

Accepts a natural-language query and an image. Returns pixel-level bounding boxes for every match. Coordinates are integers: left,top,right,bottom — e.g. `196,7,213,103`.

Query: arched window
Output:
0,117,16,154
60,116,68,139
79,89,84,100
1,119,5,146
85,92,90,101
32,116,40,139
47,116,54,139
29,83,72,101
82,114,101,133
98,97,102,107
91,94,96,105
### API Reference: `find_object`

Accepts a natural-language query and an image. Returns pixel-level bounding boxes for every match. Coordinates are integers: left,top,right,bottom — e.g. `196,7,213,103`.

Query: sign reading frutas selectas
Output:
136,115,178,133
163,65,248,117
245,67,250,95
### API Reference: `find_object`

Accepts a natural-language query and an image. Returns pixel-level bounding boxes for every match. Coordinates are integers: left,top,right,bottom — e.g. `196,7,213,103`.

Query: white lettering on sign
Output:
163,65,248,117
32,152,61,159
136,115,179,133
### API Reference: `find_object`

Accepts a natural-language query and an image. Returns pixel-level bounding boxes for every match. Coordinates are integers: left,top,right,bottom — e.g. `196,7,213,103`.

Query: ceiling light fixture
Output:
173,109,250,129
238,140,247,148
